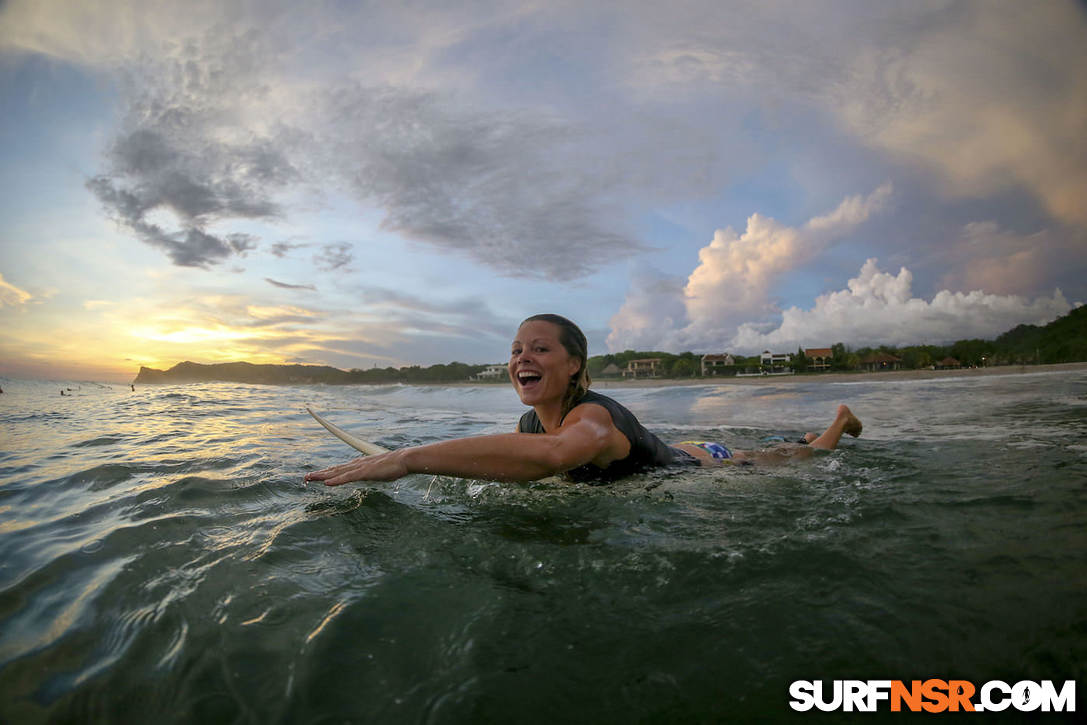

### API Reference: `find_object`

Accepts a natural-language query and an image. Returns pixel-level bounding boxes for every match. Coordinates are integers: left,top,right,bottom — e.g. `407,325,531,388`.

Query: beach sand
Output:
591,361,1087,388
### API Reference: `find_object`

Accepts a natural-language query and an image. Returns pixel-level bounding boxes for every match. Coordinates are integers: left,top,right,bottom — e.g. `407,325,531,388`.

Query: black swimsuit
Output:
517,390,695,483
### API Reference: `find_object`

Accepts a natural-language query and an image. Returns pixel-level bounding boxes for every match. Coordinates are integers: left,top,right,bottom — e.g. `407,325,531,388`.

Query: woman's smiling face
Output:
509,320,581,407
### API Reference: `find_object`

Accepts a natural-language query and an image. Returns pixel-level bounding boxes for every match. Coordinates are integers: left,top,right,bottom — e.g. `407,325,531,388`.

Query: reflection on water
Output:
0,371,1085,721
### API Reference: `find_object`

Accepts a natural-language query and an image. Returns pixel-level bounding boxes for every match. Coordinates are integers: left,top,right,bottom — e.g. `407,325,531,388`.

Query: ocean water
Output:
1,371,1084,722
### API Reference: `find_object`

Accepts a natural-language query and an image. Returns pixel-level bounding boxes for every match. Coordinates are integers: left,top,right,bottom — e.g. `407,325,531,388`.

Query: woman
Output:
304,314,862,487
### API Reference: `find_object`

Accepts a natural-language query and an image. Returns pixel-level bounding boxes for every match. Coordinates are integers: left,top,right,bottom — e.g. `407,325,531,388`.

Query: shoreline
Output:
10,361,1082,389
590,361,1087,388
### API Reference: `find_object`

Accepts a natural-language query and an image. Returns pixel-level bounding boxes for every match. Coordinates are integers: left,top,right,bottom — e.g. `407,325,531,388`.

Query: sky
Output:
1,0,1085,383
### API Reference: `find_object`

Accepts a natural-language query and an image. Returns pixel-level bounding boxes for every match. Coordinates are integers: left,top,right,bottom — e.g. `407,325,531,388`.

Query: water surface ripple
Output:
1,373,1084,721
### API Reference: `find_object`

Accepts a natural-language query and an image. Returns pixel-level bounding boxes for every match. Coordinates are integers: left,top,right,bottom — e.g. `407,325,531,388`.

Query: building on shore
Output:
700,353,736,376
859,352,902,371
470,364,508,381
803,347,833,371
600,363,622,377
624,358,662,379
760,350,794,374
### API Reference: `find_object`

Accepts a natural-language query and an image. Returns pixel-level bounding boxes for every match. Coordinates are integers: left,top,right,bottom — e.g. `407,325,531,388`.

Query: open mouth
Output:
516,371,543,388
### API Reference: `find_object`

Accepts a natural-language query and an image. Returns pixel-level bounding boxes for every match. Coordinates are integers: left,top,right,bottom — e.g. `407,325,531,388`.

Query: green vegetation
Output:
356,361,488,384
587,351,703,379
588,306,1087,376
135,306,1085,385
828,306,1087,370
992,304,1087,364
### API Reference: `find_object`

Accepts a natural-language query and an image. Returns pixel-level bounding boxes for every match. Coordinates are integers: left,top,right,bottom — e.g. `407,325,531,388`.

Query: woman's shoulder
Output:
571,390,637,431
575,389,618,408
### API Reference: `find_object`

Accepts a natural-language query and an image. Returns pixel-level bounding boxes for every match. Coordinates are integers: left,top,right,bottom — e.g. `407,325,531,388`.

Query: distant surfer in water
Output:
305,314,861,486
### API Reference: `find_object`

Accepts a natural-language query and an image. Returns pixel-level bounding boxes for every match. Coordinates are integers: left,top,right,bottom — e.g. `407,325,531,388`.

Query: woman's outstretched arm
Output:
304,404,629,486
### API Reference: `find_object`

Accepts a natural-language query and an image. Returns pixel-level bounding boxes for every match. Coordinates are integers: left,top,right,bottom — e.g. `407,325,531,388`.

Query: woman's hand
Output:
304,450,410,486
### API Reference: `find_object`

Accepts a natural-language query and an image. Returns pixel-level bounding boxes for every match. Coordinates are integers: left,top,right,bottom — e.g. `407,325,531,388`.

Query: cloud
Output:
265,278,316,291
727,259,1074,352
608,186,1074,354
0,273,33,306
84,125,288,267
270,241,307,258
608,184,892,351
74,23,297,268
88,283,517,370
92,294,329,364
5,2,662,278
313,83,644,278
85,174,261,268
354,286,513,340
248,285,517,369
5,0,1085,303
685,183,891,334
623,1,1087,231
0,0,216,64
312,243,353,272
606,267,689,352
931,222,1078,298
835,2,1087,229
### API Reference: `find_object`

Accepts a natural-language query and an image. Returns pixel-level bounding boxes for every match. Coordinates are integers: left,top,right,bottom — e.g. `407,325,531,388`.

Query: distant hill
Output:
994,304,1087,364
134,361,357,385
132,360,490,385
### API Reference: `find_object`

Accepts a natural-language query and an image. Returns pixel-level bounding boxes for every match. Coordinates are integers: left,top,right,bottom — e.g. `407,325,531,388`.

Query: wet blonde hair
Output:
521,314,592,418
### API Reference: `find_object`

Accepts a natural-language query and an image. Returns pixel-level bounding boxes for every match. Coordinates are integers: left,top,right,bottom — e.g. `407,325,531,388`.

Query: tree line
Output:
335,304,1087,381
589,305,1087,377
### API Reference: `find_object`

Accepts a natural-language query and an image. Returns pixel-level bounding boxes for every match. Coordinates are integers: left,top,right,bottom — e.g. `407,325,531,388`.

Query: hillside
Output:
132,360,489,385
133,361,357,385
994,304,1087,364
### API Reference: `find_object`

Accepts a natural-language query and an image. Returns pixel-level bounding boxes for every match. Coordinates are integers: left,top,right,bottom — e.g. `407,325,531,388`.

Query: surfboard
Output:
306,407,389,456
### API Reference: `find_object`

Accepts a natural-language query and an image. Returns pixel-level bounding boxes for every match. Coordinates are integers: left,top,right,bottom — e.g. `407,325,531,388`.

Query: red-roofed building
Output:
804,347,833,371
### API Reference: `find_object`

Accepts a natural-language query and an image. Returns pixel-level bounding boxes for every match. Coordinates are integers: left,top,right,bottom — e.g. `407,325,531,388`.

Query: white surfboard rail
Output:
306,407,389,456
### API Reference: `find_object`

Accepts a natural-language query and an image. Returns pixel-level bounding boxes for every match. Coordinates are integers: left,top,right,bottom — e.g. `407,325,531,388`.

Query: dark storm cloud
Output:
91,75,647,277
105,128,291,219
84,27,299,269
76,4,672,281
87,175,262,268
92,52,648,279
317,84,645,279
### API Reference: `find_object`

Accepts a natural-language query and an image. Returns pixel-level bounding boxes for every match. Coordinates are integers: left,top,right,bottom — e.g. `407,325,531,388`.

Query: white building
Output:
760,350,793,370
471,364,508,381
